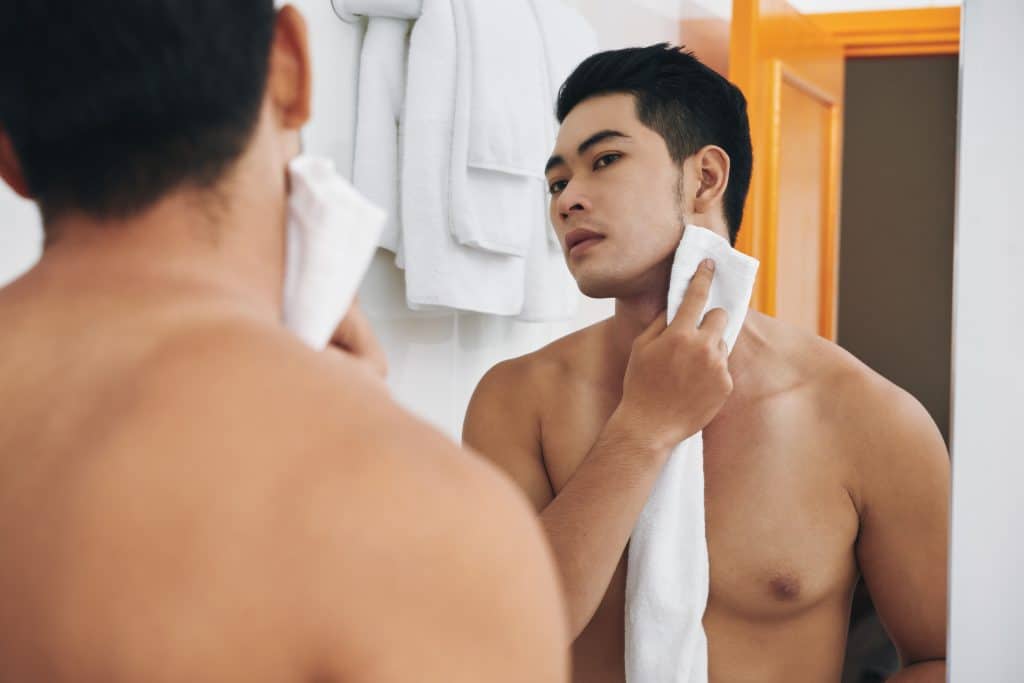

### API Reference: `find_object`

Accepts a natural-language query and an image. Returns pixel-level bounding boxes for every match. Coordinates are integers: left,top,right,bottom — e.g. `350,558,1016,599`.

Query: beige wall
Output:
836,55,958,442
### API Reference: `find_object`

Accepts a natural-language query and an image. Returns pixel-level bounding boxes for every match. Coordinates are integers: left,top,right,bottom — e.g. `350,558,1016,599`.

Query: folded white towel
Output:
625,226,760,683
446,0,548,257
283,156,387,349
517,0,597,320
401,0,527,315
529,0,599,250
364,0,594,319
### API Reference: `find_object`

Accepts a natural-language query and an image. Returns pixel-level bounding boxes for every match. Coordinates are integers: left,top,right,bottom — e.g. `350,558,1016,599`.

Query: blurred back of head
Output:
0,0,277,223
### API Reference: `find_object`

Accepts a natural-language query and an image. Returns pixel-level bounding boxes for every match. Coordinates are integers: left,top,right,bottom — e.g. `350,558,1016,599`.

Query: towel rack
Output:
331,0,360,24
330,0,424,24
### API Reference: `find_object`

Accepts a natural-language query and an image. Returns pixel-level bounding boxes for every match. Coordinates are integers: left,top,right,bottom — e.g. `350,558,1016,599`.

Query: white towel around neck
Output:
625,225,759,682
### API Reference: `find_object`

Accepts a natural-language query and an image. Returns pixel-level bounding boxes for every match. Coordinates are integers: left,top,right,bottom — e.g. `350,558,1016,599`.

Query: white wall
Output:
947,1,1024,679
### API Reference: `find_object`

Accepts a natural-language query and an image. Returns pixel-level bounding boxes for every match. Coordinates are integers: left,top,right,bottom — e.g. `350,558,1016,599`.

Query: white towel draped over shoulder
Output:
625,226,760,683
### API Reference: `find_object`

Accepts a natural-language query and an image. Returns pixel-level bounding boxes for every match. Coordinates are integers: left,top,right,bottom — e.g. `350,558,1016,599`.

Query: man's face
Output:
546,93,692,299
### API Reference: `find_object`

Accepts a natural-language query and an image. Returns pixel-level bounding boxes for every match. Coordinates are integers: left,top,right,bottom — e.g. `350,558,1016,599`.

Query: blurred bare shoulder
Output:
137,318,571,682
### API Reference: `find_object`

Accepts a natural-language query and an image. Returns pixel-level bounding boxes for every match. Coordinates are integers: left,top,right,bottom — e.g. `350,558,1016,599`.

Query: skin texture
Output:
0,6,568,682
464,93,949,682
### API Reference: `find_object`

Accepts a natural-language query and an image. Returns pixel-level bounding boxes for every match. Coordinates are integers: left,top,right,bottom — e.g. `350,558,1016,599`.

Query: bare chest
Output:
540,386,861,620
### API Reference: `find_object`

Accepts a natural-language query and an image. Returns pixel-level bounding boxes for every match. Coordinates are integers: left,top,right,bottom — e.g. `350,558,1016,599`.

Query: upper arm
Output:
296,404,569,683
850,379,950,666
462,359,555,511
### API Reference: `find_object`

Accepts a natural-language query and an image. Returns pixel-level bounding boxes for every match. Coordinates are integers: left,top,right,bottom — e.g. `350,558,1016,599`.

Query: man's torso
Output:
529,312,865,682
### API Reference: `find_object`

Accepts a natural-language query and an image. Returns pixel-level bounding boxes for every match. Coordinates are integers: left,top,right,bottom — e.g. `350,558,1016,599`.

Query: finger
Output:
332,304,388,378
671,259,716,331
699,307,729,340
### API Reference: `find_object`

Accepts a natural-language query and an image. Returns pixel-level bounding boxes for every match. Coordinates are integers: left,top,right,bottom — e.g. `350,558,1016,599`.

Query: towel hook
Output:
331,0,361,24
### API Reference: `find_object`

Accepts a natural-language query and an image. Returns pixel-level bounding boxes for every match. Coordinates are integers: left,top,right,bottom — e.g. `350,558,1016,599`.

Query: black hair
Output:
0,0,277,222
556,43,753,245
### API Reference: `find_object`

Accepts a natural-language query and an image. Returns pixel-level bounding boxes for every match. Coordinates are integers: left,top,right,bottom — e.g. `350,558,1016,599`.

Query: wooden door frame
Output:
729,0,845,339
810,7,961,59
764,61,843,338
729,2,960,339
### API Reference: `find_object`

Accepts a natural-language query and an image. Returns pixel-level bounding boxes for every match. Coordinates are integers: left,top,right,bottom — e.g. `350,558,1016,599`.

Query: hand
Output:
329,298,388,380
615,259,732,451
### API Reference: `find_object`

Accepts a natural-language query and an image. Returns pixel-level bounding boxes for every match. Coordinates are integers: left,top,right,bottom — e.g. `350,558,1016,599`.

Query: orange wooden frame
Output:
810,7,961,59
763,61,843,339
729,0,845,339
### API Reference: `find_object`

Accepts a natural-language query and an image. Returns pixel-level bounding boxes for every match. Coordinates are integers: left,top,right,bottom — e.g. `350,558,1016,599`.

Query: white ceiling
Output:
789,0,959,12
627,0,960,23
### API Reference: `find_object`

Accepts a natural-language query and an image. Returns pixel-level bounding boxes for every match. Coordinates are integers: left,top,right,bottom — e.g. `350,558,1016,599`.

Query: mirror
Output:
6,0,1006,680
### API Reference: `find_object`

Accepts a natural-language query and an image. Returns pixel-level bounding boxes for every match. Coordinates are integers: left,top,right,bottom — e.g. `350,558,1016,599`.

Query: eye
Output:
548,179,568,195
594,153,622,170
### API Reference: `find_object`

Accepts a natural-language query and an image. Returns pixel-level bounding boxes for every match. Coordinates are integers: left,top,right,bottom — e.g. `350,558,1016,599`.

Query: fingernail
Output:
703,259,715,271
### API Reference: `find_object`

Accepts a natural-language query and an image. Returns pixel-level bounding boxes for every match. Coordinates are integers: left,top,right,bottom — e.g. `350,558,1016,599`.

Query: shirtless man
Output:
464,44,949,682
0,3,567,681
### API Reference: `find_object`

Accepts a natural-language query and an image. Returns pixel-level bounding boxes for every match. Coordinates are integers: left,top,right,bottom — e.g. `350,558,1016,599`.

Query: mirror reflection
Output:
0,0,960,681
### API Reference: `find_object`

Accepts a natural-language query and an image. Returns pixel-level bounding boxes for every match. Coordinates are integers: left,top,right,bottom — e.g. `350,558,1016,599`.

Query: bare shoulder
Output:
766,316,949,511
467,318,609,416
130,317,568,681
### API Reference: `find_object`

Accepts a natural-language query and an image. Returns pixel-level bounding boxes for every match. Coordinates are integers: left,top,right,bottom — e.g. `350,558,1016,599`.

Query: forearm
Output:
887,659,945,682
540,408,671,639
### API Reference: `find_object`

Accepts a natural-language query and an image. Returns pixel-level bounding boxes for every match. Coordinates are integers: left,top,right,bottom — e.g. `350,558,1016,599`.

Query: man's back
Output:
465,309,949,682
0,264,569,682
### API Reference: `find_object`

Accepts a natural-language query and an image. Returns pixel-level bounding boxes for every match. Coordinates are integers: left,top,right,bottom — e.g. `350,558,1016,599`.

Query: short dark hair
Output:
556,43,753,245
0,0,277,221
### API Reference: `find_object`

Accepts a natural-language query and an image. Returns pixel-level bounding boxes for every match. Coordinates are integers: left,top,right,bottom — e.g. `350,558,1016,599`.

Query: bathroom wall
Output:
947,0,1024,677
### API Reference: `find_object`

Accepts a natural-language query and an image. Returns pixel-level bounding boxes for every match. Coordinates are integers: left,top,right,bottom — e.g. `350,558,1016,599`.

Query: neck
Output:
605,218,729,364
39,178,287,322
606,275,769,397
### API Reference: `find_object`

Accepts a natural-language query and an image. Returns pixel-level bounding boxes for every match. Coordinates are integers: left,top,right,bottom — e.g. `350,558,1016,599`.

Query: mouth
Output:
565,228,605,256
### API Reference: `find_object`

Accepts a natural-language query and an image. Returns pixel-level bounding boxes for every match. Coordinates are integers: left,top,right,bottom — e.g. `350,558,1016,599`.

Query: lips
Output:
565,228,604,254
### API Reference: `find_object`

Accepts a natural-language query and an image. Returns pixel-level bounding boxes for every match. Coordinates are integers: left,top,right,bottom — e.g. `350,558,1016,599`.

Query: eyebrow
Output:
544,129,632,175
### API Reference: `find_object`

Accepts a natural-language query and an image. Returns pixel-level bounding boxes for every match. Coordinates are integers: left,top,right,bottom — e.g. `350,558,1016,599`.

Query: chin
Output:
572,256,673,300
572,266,634,299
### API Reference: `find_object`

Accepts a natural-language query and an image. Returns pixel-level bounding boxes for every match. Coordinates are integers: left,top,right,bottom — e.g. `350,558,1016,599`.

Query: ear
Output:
691,145,730,215
267,5,313,131
0,127,33,200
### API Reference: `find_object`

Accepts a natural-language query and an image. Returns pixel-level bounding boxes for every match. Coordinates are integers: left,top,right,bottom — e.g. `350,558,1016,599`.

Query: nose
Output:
554,180,591,223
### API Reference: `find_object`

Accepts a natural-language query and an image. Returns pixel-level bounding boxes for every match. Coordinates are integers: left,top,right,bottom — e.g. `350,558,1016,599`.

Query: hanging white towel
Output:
528,0,599,250
353,0,597,319
446,0,548,257
517,0,597,320
401,0,527,315
352,16,412,255
625,226,760,682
